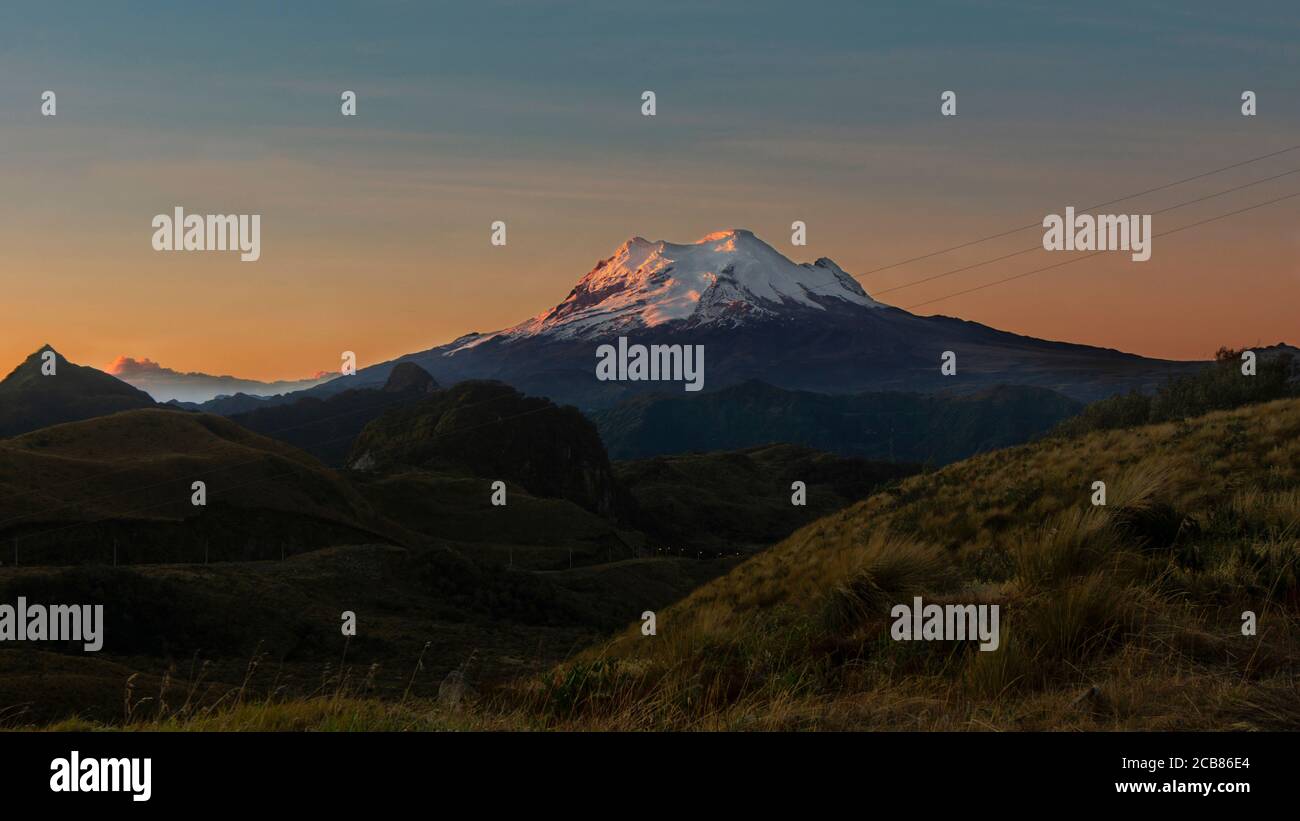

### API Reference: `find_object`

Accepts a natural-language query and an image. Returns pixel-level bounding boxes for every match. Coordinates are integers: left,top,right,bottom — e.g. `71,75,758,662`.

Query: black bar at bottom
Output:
0,731,1282,808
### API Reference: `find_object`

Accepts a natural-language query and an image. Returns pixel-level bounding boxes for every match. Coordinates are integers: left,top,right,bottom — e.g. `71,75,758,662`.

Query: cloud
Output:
107,356,168,376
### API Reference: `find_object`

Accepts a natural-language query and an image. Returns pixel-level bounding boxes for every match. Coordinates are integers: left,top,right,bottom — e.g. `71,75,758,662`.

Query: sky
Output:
1,0,1297,380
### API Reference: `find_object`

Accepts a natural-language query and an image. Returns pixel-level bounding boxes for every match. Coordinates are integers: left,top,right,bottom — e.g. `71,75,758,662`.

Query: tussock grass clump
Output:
1012,508,1119,587
1019,574,1142,667
821,532,956,633
964,631,1035,698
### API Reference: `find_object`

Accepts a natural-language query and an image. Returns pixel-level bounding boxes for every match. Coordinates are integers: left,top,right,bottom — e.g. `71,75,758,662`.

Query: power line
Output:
858,141,1300,277
904,190,1300,310
870,166,1300,297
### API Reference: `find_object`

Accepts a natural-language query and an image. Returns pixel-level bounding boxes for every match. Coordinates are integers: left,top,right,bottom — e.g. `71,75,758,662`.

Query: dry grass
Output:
477,398,1300,730
40,398,1300,731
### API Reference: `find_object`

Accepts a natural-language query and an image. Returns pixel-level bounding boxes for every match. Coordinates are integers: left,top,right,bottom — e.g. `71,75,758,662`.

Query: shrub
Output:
1054,349,1296,438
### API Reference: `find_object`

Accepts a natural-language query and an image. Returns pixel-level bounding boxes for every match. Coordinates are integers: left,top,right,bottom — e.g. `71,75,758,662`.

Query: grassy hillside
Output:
495,397,1300,729
615,444,917,554
21,360,1298,732
0,543,741,726
353,469,644,570
0,409,409,563
59,397,1300,732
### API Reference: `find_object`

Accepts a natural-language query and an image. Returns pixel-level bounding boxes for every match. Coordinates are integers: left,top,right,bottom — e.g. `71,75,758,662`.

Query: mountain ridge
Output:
227,362,441,466
108,355,335,404
276,229,1211,410
0,345,159,438
592,379,1083,463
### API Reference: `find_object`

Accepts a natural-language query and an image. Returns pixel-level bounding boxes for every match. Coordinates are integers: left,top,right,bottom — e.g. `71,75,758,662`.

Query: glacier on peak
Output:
454,229,884,349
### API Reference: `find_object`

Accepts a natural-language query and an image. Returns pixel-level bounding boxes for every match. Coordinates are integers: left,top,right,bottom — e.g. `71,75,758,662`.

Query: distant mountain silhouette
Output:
348,380,623,517
169,392,276,415
228,363,440,466
107,355,335,403
0,345,158,438
591,379,1083,464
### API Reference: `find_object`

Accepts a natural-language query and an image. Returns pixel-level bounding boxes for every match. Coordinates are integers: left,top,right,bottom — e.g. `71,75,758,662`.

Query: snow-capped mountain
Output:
280,228,1206,410
463,229,883,347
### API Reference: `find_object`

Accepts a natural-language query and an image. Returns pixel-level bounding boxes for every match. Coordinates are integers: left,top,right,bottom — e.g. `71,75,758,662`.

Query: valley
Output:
0,350,921,725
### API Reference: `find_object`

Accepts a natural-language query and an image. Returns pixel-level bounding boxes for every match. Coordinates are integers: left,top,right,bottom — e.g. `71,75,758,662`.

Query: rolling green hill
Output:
0,409,409,564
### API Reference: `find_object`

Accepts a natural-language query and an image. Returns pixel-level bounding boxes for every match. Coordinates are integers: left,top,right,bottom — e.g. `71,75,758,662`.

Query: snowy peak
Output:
501,229,883,342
